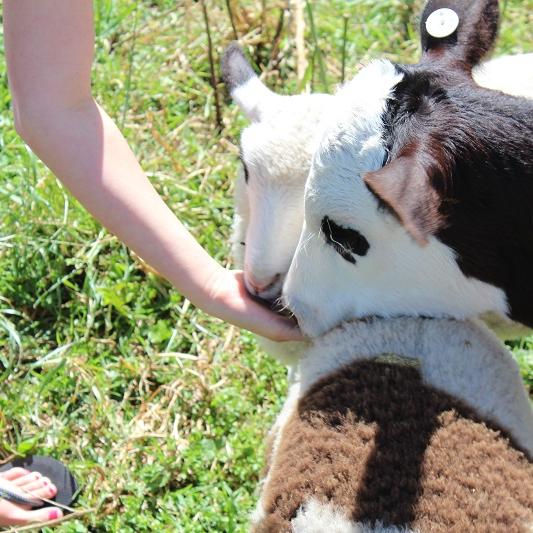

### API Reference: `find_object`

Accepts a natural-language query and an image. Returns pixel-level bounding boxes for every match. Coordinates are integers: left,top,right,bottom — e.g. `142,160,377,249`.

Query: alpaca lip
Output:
281,297,316,335
247,290,282,312
248,291,297,322
244,272,283,300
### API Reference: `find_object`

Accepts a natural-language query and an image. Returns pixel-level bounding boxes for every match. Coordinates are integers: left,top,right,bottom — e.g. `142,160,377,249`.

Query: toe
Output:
12,471,42,488
21,478,57,501
0,468,30,482
0,500,63,527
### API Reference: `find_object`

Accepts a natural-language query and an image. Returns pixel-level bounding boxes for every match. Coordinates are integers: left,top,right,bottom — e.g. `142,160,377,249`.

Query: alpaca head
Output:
222,43,331,302
283,0,533,337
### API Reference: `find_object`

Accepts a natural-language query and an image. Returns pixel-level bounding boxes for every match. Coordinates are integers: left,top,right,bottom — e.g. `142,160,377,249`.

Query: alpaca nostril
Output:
246,273,282,296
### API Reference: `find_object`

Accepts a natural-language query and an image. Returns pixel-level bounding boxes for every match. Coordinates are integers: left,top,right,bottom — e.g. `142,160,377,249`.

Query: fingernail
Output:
48,509,60,521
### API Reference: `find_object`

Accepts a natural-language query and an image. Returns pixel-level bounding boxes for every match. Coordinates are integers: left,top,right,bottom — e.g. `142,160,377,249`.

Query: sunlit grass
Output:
0,1,531,530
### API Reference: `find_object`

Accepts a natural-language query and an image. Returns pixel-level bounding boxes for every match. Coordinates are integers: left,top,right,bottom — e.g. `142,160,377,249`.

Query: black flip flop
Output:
0,455,78,510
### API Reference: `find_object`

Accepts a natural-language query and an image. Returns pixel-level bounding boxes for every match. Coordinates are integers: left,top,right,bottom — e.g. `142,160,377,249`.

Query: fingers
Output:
0,498,63,526
244,297,304,341
243,289,304,341
261,314,304,342
271,317,305,342
202,268,306,342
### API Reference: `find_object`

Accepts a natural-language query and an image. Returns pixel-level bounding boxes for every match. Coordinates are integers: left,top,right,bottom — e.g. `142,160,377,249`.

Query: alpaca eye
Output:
242,161,250,183
321,216,370,264
239,147,250,183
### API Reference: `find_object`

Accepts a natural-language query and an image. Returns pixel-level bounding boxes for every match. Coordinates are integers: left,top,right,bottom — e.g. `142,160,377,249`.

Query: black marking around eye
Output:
239,146,249,183
381,150,390,168
321,216,370,264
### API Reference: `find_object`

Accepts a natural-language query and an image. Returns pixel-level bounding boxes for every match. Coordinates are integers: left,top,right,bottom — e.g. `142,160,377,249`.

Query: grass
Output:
0,0,532,531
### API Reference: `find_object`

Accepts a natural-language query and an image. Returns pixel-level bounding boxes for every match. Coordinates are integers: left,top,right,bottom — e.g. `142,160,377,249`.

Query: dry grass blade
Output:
292,0,308,84
225,0,239,40
201,0,223,132
305,1,328,92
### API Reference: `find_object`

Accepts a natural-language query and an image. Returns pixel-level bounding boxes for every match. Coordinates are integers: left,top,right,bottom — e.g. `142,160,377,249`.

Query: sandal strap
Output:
0,485,40,506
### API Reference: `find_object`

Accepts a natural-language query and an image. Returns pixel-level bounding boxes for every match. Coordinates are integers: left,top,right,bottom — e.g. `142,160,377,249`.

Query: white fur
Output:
230,77,279,123
300,318,533,457
473,53,533,99
291,499,417,533
231,54,533,299
233,92,331,299
283,59,509,337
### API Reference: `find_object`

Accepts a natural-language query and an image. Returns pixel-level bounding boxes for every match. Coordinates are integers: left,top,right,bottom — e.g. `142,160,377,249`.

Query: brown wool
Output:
254,360,533,532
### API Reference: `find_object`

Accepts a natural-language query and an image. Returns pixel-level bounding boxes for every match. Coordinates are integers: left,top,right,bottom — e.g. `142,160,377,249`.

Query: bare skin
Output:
3,0,302,345
0,468,63,526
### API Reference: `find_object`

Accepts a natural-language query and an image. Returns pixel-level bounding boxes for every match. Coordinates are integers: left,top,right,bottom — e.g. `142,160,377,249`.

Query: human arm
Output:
3,0,301,342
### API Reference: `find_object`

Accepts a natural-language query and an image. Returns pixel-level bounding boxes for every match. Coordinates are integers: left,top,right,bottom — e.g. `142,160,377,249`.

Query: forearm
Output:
15,99,222,310
4,0,219,311
10,99,302,340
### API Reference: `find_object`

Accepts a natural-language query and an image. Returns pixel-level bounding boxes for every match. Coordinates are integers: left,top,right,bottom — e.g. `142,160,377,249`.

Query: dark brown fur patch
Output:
378,65,533,328
255,360,533,532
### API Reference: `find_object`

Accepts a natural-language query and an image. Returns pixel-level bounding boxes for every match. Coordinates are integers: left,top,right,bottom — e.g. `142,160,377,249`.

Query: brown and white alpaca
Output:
282,0,533,338
252,317,533,532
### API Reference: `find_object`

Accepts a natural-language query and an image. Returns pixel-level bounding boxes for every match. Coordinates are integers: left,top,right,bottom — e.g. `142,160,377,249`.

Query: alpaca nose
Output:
246,273,281,296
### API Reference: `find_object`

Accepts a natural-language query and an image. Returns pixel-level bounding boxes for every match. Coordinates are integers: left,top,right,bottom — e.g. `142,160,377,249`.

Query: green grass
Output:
0,0,532,531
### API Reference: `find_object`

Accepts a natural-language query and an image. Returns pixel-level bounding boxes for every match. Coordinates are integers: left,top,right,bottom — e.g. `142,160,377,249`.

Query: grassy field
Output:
0,0,532,531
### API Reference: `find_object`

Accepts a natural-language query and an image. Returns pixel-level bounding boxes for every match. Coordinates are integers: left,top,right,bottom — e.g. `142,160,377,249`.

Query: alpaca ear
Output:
363,155,443,246
221,42,276,122
420,0,499,72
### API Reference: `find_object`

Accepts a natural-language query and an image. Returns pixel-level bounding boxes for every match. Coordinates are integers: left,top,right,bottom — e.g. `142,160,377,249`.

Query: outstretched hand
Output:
203,269,304,342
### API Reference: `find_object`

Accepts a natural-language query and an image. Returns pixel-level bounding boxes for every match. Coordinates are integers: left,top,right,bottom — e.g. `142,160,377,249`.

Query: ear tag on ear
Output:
426,8,459,39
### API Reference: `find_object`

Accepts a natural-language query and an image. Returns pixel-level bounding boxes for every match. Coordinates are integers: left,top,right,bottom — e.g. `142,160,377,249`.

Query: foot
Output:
0,467,63,526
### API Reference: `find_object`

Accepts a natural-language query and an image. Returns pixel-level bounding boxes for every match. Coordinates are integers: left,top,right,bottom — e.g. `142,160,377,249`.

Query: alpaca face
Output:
282,0,533,338
234,94,331,301
222,43,330,301
283,60,510,337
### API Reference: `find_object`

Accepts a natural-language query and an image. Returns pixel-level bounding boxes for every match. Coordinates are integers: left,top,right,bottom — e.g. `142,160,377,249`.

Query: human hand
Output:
203,269,304,342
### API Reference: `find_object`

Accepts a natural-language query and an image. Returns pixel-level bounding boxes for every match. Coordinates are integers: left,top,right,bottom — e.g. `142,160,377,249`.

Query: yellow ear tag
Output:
426,8,459,39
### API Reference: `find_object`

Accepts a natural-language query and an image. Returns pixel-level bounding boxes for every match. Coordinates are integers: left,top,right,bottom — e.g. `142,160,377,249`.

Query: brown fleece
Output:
254,360,533,532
